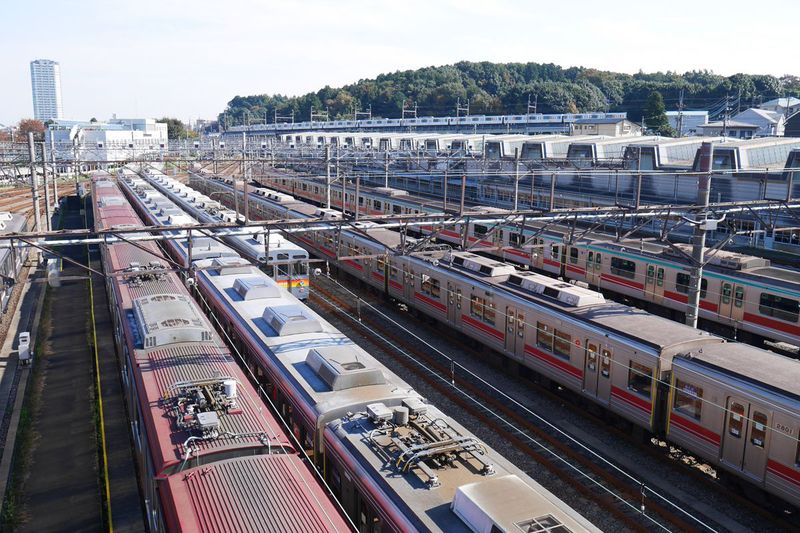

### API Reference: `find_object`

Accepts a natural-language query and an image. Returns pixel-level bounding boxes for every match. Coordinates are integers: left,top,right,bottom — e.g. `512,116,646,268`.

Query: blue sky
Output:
1,0,797,126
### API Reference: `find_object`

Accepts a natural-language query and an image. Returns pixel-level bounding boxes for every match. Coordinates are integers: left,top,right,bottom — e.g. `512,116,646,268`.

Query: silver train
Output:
254,172,800,351
0,212,27,315
121,170,601,533
192,173,800,508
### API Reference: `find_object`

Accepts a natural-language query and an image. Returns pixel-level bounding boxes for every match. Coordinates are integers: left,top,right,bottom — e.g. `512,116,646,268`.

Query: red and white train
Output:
119,169,601,533
189,173,800,509
91,177,350,532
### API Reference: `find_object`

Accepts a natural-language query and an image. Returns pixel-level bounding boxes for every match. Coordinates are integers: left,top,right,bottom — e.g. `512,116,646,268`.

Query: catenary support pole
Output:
27,133,42,232
686,142,713,328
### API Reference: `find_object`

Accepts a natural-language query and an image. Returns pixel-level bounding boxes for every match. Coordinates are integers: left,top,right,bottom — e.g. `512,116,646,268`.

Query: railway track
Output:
308,271,794,533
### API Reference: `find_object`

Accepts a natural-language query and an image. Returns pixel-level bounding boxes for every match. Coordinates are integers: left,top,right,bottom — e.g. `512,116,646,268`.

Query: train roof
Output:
160,455,348,532
0,212,26,234
193,257,420,426
430,250,720,356
674,342,800,401
327,403,600,532
94,177,291,475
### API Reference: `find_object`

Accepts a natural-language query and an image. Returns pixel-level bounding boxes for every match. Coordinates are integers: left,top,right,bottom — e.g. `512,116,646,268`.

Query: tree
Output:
157,117,194,139
642,91,674,136
17,118,45,139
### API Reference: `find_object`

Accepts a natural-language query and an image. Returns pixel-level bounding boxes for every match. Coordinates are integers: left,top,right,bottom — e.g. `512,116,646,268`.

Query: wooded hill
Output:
218,61,800,126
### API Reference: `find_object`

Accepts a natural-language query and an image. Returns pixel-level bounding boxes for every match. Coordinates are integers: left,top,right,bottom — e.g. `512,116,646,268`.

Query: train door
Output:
504,306,525,360
532,238,545,270
721,397,770,481
644,264,665,303
718,282,746,323
586,251,602,286
402,264,414,301
582,341,611,404
447,282,462,327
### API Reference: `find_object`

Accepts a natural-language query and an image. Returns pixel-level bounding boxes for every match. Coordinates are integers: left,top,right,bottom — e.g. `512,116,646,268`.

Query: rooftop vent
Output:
314,208,343,221
507,271,605,307
0,212,13,222
95,181,114,188
262,304,323,335
132,294,211,348
98,196,124,207
233,276,280,300
663,243,769,270
374,187,407,197
167,214,193,225
452,476,567,533
449,252,516,277
212,257,253,276
305,345,385,391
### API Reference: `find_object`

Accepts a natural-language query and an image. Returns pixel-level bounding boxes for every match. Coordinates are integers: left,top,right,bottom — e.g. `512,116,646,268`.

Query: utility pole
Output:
325,145,331,209
513,148,520,211
41,142,52,231
722,93,731,137
686,142,713,328
456,98,469,118
402,101,418,120
676,89,685,138
27,133,42,233
384,150,389,188
242,131,249,224
50,134,58,207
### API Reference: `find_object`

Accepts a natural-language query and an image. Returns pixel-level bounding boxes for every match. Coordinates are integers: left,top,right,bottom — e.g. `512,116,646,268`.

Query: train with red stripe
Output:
91,176,350,532
119,169,601,532
257,171,800,351
190,172,800,509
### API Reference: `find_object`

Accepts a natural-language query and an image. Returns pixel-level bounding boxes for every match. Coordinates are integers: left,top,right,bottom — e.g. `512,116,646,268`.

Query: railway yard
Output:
0,131,799,532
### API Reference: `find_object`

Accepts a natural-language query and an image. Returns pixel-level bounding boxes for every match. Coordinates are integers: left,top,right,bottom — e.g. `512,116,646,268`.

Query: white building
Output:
759,97,800,117
732,108,785,137
666,111,708,136
46,118,168,170
30,59,63,121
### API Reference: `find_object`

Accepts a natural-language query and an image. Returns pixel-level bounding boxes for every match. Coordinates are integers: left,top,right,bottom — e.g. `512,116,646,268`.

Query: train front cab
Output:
669,350,800,507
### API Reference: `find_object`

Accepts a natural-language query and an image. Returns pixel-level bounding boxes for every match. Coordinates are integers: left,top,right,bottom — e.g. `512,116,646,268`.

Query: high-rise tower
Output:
30,59,63,121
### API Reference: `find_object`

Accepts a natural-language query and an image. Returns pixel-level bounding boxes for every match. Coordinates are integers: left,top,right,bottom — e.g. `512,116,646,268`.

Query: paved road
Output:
19,197,101,532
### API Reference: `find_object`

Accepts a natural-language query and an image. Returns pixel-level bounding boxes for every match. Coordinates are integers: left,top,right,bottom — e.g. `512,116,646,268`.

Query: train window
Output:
594,253,602,271
474,224,489,236
627,361,653,399
610,257,636,279
553,330,571,359
722,283,732,304
750,411,768,447
675,273,707,298
390,266,399,280
673,379,703,420
483,301,496,325
301,183,308,191
373,200,381,210
734,287,744,308
601,348,611,377
377,257,386,271
728,402,746,438
358,196,364,206
470,295,484,319
759,293,800,323
656,268,664,287
647,265,654,281
569,248,579,264
536,322,553,351
393,204,402,214
550,244,559,260
421,275,441,298
510,232,523,246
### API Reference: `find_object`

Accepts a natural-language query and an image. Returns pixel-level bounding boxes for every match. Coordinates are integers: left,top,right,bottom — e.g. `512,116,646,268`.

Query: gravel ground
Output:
309,271,796,533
